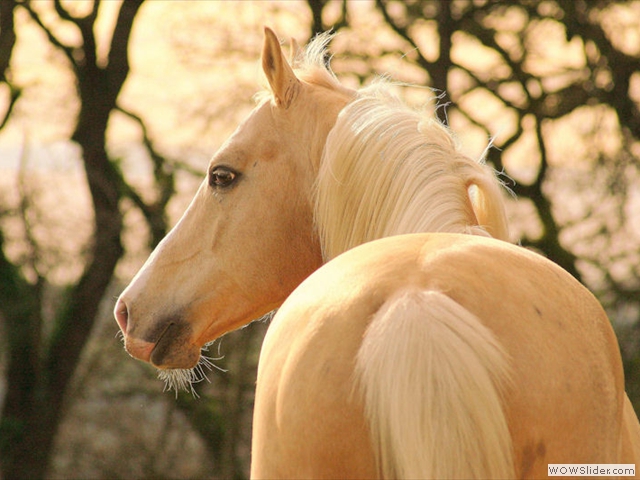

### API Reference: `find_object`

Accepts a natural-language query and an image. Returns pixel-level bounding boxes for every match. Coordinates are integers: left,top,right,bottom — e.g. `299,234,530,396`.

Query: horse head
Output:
114,28,353,371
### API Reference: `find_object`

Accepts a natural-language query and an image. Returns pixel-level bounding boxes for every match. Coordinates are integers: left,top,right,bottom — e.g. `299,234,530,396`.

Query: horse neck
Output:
314,94,509,261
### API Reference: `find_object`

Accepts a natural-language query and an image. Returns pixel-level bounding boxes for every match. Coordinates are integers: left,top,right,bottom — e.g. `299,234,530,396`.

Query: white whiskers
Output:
157,340,227,398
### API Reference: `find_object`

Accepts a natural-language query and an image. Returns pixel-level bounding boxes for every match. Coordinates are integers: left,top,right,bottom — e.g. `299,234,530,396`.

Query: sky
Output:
0,0,638,300
3,0,630,174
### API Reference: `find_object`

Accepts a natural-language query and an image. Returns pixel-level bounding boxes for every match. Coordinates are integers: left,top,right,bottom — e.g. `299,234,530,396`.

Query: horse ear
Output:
289,37,301,65
262,27,300,109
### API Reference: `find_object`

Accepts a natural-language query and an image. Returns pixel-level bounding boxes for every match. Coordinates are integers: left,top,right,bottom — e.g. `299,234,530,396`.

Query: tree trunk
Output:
0,2,144,478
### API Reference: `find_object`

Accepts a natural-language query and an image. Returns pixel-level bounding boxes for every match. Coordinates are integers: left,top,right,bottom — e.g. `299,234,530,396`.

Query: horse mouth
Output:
149,321,200,369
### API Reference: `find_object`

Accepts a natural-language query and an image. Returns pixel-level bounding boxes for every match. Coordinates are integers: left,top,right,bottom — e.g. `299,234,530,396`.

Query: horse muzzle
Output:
114,297,201,369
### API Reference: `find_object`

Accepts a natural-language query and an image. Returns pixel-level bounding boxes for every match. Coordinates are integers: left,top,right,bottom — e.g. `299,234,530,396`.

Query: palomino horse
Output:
115,28,640,478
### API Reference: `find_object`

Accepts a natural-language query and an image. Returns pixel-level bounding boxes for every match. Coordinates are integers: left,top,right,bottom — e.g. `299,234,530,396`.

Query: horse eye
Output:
209,166,238,189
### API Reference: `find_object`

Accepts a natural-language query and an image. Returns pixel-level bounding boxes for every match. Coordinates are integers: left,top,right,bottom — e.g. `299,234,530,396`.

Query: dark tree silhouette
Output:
0,2,148,478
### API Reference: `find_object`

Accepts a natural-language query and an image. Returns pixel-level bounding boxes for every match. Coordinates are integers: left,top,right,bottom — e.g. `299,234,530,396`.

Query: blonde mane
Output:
260,32,510,261
314,84,510,260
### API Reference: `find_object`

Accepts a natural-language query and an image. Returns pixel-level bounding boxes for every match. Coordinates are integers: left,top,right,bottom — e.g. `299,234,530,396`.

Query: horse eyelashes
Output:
209,166,240,189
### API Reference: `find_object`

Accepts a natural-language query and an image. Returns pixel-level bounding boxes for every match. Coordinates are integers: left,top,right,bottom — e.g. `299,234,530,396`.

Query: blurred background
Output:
0,1,638,478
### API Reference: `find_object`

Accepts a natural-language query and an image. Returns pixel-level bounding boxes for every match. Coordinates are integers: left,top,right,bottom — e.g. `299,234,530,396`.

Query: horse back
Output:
252,233,634,479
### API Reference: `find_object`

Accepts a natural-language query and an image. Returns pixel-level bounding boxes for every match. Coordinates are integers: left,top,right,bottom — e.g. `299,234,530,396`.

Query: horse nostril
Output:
114,298,129,333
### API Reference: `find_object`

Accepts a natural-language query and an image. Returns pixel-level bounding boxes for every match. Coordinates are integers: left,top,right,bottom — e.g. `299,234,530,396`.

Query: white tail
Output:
355,289,514,479
460,160,510,242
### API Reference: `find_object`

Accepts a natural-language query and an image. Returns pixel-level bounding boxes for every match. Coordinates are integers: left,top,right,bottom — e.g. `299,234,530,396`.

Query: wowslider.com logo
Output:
548,464,635,477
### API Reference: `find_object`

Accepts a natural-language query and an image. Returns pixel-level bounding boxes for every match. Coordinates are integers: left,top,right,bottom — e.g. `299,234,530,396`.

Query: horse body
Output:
253,233,633,478
115,27,640,478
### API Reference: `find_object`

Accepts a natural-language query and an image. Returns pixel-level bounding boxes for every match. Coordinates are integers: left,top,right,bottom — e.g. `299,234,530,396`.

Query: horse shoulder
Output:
253,261,380,479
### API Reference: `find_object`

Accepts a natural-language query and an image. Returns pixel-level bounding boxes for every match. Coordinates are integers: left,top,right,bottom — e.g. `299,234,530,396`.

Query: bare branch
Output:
19,1,76,69
106,0,144,98
0,83,20,130
0,0,17,80
0,0,21,130
376,0,434,73
52,0,74,22
116,105,204,178
16,140,43,281
559,0,640,138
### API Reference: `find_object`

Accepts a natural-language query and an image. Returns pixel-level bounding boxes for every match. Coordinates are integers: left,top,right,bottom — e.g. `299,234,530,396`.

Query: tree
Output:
1,2,266,477
369,0,633,276
0,1,155,477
